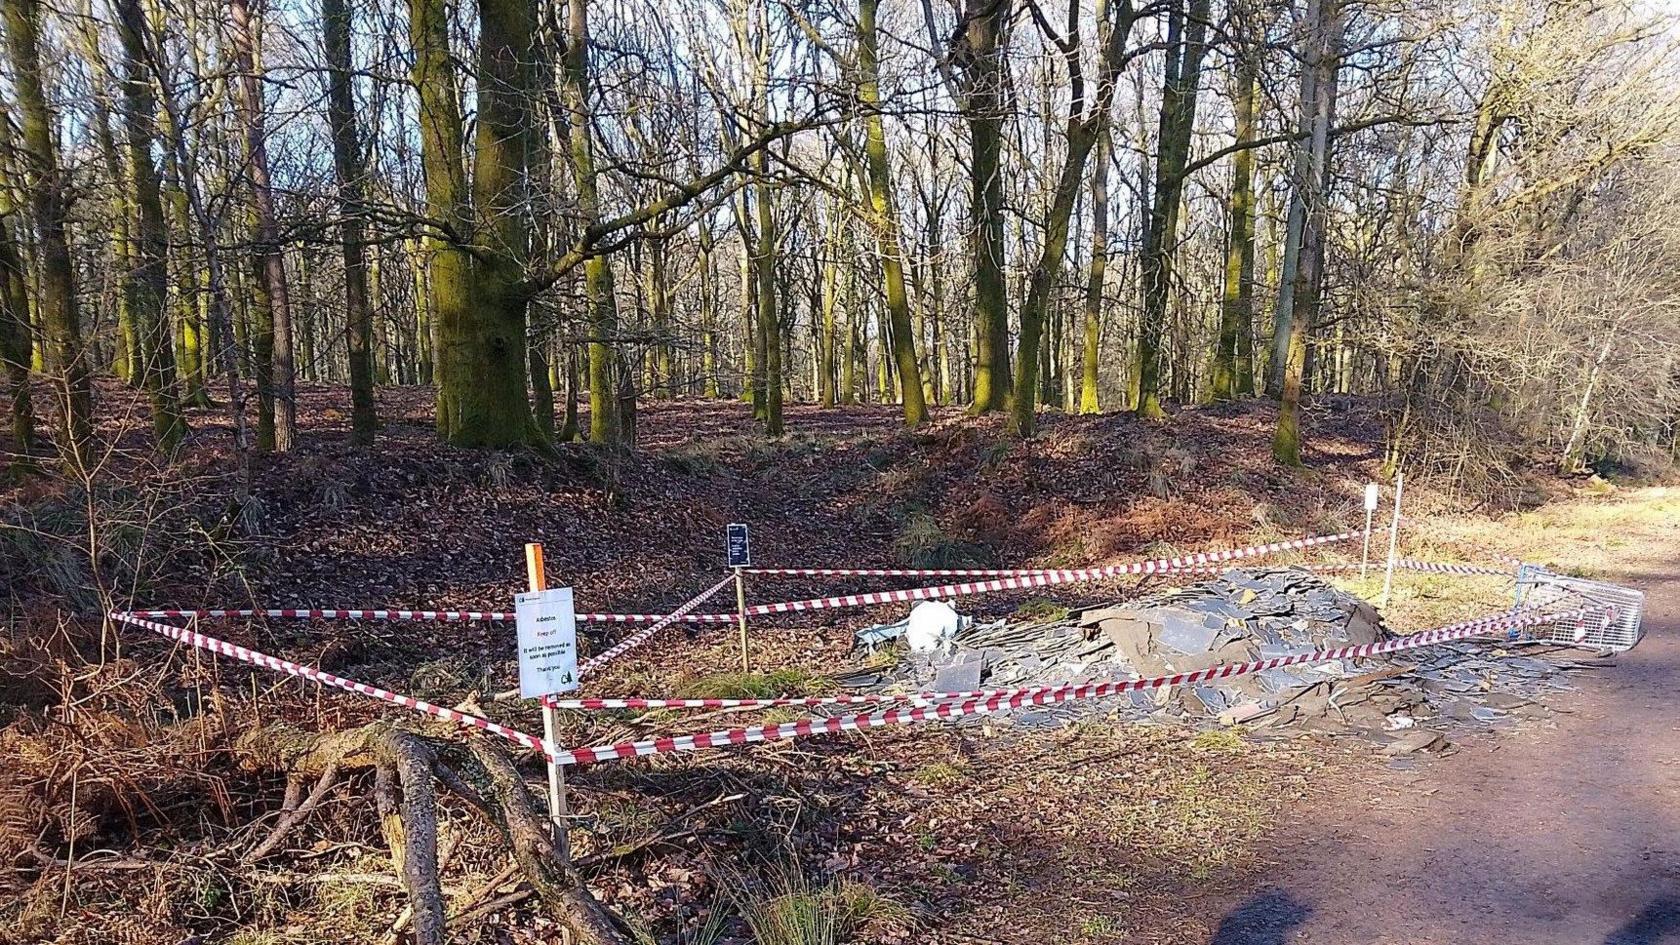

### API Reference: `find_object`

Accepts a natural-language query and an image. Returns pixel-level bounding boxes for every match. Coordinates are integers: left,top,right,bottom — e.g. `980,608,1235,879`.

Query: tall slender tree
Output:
1134,0,1211,419
322,0,378,444
1009,0,1138,436
1212,43,1259,400
3,0,93,460
113,0,185,452
230,0,297,451
858,0,928,427
1274,0,1342,464
0,141,34,457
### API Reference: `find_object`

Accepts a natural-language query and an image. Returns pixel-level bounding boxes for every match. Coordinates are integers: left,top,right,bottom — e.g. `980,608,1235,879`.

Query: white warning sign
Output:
516,587,578,698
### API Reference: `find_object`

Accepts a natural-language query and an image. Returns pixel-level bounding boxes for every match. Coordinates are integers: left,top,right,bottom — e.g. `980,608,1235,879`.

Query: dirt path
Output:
1206,542,1680,943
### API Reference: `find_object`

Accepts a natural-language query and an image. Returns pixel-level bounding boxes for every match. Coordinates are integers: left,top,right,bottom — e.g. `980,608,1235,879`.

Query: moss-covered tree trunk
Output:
1212,54,1258,401
4,0,93,460
1273,0,1340,465
323,0,378,444
1010,125,1097,436
817,209,840,408
113,0,185,452
1009,0,1135,436
1134,0,1210,419
959,0,1012,414
0,154,34,455
88,94,140,386
409,0,471,442
230,0,296,451
558,0,621,445
457,0,536,446
1078,121,1110,415
752,148,783,435
858,0,927,428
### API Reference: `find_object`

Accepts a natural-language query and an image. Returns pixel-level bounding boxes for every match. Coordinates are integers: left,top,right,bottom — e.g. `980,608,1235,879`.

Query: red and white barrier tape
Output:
109,611,553,756
578,573,738,676
1309,559,1515,577
735,530,1366,617
548,604,1603,765
744,566,1064,578
125,530,1369,630
124,607,740,625
744,555,1515,582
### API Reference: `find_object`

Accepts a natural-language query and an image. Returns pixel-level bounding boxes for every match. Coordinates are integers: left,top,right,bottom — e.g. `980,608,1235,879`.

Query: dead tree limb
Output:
245,761,341,862
385,731,447,945
464,739,633,945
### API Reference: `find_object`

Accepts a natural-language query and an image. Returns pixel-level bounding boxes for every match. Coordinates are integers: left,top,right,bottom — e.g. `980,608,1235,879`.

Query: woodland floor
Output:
1,383,1675,944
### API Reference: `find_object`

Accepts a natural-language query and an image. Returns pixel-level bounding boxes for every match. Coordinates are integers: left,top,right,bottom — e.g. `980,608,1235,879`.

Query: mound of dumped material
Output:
852,567,1588,753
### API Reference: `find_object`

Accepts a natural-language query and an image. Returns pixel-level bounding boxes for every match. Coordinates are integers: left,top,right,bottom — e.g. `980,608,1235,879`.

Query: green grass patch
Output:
1190,728,1246,753
908,760,970,788
678,667,832,700
1014,597,1071,622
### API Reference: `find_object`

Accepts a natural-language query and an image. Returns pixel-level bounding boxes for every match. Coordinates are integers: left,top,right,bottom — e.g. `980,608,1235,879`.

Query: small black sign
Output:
726,523,751,568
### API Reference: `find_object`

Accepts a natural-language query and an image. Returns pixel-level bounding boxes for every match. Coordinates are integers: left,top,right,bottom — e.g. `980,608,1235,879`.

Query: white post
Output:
1361,482,1379,579
1379,472,1404,608
526,542,570,862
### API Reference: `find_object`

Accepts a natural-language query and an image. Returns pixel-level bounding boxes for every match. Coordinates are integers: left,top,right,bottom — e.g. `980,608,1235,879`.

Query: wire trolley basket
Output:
1514,565,1646,652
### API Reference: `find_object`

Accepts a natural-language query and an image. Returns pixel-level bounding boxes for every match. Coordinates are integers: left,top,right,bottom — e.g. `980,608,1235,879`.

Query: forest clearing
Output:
2,0,1679,940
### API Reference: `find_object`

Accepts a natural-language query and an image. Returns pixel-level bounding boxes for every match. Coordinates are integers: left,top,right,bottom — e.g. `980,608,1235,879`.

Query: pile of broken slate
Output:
843,568,1613,758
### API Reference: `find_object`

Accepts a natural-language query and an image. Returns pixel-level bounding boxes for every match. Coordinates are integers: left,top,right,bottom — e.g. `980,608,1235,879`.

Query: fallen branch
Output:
245,761,342,862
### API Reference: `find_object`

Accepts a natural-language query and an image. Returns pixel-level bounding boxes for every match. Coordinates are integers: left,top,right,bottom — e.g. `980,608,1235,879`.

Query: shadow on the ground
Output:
1605,897,1680,945
1210,888,1312,945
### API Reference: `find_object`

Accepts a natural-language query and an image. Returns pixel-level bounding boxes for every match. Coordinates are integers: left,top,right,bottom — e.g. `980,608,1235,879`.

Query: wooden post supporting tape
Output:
526,543,570,862
734,567,750,673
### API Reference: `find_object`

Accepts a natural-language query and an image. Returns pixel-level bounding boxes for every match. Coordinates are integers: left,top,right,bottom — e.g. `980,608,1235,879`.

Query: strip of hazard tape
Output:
736,530,1367,617
578,573,738,675
548,603,1602,765
109,611,553,756
126,529,1370,628
123,607,741,625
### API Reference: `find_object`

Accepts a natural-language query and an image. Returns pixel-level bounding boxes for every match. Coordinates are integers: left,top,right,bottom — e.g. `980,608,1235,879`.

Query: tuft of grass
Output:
1190,728,1246,753
908,760,970,789
1079,914,1125,940
1014,598,1071,623
893,512,992,569
736,869,860,945
836,879,913,934
679,667,832,700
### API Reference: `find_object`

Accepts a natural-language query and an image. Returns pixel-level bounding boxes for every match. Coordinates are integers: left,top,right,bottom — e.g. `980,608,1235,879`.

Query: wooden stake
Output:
734,566,750,673
525,543,571,863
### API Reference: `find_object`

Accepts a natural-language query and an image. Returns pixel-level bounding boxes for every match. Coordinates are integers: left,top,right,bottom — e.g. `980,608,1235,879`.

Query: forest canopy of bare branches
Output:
0,0,1677,477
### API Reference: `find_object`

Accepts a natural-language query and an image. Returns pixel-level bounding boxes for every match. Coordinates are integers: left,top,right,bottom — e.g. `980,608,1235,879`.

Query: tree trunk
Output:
322,0,378,444
1134,0,1210,419
89,93,140,387
960,0,1013,414
560,0,620,445
459,0,536,446
859,0,927,427
112,0,185,452
3,0,93,461
0,156,33,457
1212,53,1257,401
1273,0,1341,464
1078,121,1111,414
230,0,296,451
752,162,783,434
817,211,840,407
